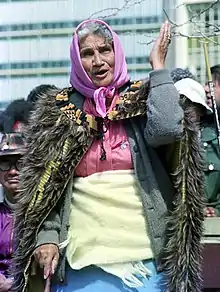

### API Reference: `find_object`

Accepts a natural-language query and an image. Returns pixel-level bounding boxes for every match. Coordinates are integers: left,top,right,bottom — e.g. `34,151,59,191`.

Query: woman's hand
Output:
149,21,172,70
0,274,13,292
34,244,59,292
34,244,59,279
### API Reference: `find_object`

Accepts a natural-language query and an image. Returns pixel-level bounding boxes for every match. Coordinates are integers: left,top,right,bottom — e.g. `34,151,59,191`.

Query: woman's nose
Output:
93,52,103,66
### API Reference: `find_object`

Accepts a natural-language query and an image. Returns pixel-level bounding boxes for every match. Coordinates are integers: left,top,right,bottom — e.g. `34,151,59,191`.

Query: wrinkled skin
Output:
80,34,115,87
0,155,21,200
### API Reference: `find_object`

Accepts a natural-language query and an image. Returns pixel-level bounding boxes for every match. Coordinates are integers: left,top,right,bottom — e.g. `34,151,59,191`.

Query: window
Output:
21,24,31,31
0,64,8,70
42,23,48,30
0,0,44,2
214,13,218,21
0,25,7,32
0,17,162,33
126,57,132,64
136,18,143,24
136,57,144,64
0,57,147,71
11,24,18,31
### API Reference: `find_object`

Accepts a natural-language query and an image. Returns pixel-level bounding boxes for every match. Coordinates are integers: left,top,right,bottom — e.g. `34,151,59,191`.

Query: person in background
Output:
202,64,220,217
170,67,220,217
0,99,33,133
175,78,211,116
160,77,212,173
170,67,196,84
204,65,220,109
27,84,57,105
0,99,32,225
0,133,26,291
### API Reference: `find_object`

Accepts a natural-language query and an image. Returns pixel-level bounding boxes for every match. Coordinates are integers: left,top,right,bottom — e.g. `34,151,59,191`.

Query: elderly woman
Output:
11,19,204,292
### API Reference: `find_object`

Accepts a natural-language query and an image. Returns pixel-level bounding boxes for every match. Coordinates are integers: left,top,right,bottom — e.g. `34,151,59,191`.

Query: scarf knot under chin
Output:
94,87,116,117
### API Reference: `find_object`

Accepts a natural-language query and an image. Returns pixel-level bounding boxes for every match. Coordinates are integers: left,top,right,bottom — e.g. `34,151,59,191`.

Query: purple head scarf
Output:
70,19,130,117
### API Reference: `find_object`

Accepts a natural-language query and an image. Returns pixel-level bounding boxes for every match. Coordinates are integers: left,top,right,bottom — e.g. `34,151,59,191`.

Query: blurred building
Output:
186,0,220,84
0,0,163,104
164,0,220,84
0,0,219,106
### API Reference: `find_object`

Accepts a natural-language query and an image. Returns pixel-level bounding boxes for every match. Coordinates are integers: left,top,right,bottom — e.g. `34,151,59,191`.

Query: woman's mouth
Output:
93,69,108,79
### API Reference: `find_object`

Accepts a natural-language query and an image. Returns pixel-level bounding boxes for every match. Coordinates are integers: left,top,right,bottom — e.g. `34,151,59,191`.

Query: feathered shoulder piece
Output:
160,99,205,292
12,86,95,291
55,80,148,123
11,80,149,291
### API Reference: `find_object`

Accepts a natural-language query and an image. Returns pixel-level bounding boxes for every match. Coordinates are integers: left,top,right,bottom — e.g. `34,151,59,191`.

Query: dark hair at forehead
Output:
211,65,220,83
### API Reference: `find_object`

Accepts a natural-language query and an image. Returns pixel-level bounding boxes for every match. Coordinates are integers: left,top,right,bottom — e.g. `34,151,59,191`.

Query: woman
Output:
11,19,204,292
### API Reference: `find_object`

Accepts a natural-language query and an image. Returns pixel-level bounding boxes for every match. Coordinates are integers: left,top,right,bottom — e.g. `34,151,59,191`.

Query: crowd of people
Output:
0,18,220,292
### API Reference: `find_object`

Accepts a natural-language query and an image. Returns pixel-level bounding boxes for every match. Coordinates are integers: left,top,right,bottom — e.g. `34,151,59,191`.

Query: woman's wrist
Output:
150,62,165,70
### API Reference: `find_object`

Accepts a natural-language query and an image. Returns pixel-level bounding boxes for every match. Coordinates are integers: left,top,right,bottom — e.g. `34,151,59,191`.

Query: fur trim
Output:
107,80,148,120
11,87,94,291
162,101,205,292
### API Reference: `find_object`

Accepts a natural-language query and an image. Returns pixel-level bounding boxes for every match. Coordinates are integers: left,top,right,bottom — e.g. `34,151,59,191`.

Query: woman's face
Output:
79,34,115,87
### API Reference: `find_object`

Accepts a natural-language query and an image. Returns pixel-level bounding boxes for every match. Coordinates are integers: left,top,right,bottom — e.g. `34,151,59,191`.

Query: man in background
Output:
202,64,220,217
0,133,26,291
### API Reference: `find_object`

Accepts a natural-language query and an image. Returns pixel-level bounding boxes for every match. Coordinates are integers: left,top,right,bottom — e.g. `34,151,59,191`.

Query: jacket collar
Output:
201,124,217,142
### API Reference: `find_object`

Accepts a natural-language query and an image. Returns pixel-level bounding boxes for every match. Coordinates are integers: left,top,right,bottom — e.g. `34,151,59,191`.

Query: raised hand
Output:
149,21,172,70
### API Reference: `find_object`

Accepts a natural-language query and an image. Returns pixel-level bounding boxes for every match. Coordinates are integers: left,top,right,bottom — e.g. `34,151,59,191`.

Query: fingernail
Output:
44,269,49,279
52,263,57,275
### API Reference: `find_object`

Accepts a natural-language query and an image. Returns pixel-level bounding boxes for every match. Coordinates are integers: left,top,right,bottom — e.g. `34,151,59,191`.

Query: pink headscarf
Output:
70,19,130,118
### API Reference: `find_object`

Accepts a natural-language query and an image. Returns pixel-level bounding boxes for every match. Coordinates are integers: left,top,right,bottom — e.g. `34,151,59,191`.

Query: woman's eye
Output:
81,51,93,57
102,47,111,53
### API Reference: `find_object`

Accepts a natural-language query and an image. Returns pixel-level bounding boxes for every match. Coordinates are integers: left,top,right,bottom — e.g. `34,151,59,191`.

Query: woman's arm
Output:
144,69,183,147
144,21,183,147
35,210,61,248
